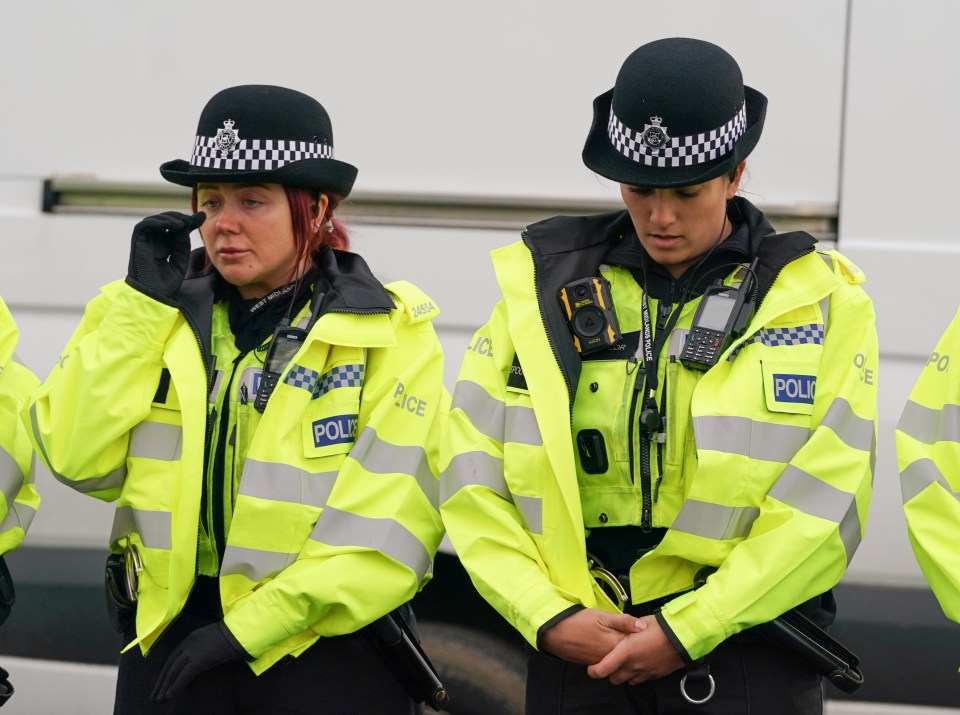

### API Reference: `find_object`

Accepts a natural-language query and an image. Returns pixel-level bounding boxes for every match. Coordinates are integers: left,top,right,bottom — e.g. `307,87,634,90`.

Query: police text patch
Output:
772,374,816,404
312,414,359,447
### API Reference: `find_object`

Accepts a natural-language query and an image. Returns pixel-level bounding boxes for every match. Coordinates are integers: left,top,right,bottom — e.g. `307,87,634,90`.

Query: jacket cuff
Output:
217,620,254,662
535,604,585,653
655,611,693,666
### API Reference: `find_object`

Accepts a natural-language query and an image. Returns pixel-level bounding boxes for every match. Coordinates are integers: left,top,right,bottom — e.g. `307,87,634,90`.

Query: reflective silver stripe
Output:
819,295,830,334
694,415,809,463
671,499,759,540
239,460,337,509
505,405,542,446
208,369,224,402
900,458,957,504
822,398,874,452
514,495,543,536
440,451,508,504
220,545,296,582
838,498,862,563
29,404,127,493
350,427,438,508
769,465,856,526
452,380,504,443
898,400,960,446
0,445,23,504
129,421,182,461
109,506,172,550
311,506,431,580
452,380,542,446
0,501,36,534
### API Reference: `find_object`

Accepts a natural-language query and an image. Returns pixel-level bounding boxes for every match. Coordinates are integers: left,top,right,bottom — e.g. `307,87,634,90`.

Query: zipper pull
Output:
657,300,672,332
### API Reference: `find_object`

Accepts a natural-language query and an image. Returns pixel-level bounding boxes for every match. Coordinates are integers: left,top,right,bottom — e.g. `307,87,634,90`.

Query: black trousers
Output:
525,635,822,715
113,579,420,715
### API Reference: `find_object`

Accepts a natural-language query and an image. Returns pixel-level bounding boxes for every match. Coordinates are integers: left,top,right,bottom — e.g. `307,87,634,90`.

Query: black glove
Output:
0,666,12,707
126,211,205,303
151,621,249,703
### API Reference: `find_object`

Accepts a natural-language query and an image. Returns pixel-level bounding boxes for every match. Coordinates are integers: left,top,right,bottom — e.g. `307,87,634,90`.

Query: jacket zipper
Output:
209,352,247,570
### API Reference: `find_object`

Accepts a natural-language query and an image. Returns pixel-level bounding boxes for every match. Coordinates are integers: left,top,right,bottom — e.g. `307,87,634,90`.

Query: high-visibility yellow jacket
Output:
441,205,877,661
28,247,446,673
896,308,960,623
0,296,39,556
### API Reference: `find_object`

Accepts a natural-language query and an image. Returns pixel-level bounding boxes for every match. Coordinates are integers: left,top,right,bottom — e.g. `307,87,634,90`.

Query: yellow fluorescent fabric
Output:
897,307,960,625
28,276,446,673
441,237,876,660
0,296,40,556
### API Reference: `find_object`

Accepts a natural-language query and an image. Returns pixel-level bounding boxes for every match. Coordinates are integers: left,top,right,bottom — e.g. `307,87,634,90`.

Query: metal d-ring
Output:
680,671,716,705
123,537,143,603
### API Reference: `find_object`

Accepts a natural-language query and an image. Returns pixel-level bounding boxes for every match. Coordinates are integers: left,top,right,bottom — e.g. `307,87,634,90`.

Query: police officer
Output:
441,38,877,713
0,295,40,708
897,315,960,623
28,85,446,714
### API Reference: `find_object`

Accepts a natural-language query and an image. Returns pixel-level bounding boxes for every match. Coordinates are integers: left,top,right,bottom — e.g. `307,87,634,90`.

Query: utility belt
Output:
585,528,864,697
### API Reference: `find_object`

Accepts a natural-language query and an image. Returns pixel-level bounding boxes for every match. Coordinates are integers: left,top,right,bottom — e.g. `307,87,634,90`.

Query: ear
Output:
726,162,746,199
314,193,330,218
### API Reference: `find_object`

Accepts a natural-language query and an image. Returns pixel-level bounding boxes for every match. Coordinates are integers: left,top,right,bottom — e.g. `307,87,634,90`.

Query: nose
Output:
212,201,240,235
649,193,676,228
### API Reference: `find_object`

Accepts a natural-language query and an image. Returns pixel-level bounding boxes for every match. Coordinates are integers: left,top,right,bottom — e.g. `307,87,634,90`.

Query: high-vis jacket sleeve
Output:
660,267,878,659
27,281,181,502
0,298,40,555
440,301,584,647
896,308,960,623
222,288,448,659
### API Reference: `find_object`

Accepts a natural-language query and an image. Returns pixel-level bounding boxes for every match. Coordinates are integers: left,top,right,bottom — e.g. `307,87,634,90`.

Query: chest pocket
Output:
572,360,632,485
301,362,365,460
761,359,819,418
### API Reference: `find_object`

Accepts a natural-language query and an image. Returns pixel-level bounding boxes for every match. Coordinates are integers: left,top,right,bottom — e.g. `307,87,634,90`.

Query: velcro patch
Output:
312,414,359,447
772,374,816,404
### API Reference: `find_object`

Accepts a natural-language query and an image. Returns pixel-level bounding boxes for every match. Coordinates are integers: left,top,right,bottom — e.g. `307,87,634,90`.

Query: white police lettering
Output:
393,381,427,416
468,336,494,357
853,353,875,385
926,351,950,373
312,414,359,448
411,301,437,319
510,364,524,377
772,374,816,405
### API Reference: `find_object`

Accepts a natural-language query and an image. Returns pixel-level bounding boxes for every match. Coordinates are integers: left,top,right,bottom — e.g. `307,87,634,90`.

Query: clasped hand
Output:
541,608,684,686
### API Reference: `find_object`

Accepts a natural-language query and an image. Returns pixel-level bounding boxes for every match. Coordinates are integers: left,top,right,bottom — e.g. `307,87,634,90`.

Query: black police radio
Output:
679,260,758,371
558,276,622,355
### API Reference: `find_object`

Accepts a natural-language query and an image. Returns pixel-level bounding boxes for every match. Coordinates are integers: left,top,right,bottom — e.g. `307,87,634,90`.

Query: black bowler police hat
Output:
160,85,358,197
582,38,767,188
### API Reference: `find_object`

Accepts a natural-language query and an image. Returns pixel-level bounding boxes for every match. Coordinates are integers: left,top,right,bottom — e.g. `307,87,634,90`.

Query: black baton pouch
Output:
104,554,136,634
0,557,14,627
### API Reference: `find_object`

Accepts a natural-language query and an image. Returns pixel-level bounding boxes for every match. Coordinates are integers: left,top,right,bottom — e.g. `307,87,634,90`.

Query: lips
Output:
648,234,683,248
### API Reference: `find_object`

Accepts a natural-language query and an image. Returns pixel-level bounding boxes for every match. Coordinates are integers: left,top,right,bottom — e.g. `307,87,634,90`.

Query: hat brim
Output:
158,157,359,198
582,85,767,188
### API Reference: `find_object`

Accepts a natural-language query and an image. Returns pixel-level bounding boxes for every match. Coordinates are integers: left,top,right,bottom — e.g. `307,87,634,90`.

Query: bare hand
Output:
586,615,684,685
541,608,646,665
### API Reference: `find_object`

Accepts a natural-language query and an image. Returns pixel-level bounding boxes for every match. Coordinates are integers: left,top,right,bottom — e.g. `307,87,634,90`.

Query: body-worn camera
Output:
558,277,622,355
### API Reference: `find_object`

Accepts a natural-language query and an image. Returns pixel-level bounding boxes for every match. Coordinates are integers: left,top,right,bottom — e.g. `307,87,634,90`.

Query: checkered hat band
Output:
191,137,334,170
607,104,747,168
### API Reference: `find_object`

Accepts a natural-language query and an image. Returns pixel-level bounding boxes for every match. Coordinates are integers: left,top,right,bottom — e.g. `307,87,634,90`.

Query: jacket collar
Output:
518,198,817,407
175,246,396,373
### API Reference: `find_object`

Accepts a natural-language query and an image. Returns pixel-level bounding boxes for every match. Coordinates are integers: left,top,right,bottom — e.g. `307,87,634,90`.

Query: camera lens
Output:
574,286,589,299
573,306,605,338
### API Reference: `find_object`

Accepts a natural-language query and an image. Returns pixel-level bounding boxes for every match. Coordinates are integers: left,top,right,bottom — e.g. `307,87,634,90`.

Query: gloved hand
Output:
151,621,249,703
126,211,205,302
0,665,13,707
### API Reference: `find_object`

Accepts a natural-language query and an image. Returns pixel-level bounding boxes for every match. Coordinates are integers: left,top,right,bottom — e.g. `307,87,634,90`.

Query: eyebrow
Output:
196,183,271,191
